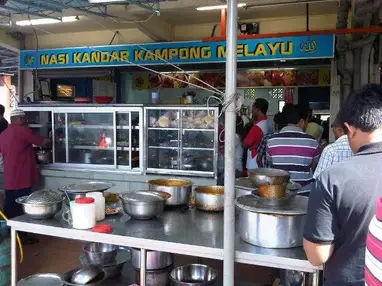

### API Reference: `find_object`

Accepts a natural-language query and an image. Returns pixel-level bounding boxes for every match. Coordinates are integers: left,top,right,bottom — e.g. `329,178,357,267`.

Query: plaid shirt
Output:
313,135,353,179
256,132,274,168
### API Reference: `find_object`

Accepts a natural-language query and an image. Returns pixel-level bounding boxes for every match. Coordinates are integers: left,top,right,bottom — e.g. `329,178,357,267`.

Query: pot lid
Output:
24,190,64,204
60,181,113,193
235,194,308,215
75,197,94,204
120,191,164,203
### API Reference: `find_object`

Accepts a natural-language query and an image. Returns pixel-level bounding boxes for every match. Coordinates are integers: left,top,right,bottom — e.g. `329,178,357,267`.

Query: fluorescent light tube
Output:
16,16,79,26
196,3,246,11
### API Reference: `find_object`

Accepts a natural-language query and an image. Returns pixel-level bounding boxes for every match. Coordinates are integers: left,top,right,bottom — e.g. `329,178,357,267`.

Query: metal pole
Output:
11,228,17,286
140,248,146,286
223,0,238,285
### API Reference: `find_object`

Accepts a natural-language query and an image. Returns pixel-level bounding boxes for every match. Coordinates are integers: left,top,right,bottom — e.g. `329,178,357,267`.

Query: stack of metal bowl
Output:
16,190,64,219
80,242,130,279
131,248,174,286
62,266,106,286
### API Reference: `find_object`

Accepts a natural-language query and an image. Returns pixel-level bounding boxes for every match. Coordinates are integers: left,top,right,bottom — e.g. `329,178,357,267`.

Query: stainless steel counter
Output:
8,209,321,277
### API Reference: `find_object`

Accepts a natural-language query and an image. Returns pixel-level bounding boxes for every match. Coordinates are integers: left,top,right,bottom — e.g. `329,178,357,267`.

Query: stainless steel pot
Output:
119,191,170,220
237,209,306,248
131,248,174,270
247,168,290,187
148,179,192,206
135,265,173,286
16,196,64,219
194,186,224,212
37,150,51,164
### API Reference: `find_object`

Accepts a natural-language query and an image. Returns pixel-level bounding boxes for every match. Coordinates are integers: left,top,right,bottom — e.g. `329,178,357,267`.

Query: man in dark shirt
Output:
303,84,382,286
0,105,8,134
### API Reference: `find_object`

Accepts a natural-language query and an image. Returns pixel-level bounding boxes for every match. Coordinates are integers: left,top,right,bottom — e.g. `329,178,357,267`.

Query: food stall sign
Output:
19,35,334,70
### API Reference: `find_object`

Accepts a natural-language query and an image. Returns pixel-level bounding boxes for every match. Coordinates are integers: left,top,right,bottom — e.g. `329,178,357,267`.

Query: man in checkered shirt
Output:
313,114,353,179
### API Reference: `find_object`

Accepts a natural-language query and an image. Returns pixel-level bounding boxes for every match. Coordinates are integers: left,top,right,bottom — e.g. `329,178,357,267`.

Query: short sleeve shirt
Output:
0,124,44,190
243,116,268,158
304,142,382,286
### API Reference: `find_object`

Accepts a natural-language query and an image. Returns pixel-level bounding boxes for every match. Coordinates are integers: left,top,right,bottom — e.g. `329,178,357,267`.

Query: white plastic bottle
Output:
72,197,96,229
86,192,105,221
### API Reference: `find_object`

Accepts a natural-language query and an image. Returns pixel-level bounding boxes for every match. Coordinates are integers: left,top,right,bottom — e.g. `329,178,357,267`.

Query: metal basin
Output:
247,168,290,187
61,268,106,286
131,248,174,270
16,196,63,220
170,264,217,286
237,209,306,248
148,179,192,206
84,242,118,265
119,191,170,220
194,186,224,212
18,273,63,286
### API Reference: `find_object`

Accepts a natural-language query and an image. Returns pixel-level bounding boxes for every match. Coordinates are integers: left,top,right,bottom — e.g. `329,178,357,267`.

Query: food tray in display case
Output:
21,105,143,173
144,106,219,178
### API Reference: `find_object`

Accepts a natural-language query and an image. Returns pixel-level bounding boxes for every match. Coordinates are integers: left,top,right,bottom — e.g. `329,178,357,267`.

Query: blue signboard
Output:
19,35,334,70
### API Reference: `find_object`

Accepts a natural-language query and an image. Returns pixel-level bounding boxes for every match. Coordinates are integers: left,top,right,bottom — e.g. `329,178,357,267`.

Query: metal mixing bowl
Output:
84,242,118,265
247,168,290,187
170,264,217,286
16,196,63,219
62,268,106,286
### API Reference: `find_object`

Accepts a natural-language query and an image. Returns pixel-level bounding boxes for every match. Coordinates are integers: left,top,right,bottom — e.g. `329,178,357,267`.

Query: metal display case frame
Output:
144,106,219,178
21,105,144,173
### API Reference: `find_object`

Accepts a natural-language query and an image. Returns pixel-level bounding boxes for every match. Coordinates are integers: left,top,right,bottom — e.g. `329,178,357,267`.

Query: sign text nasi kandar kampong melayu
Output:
19,35,334,69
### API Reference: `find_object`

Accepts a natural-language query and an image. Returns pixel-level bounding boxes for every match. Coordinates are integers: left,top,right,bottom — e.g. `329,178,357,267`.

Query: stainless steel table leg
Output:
140,248,146,286
11,228,17,286
311,270,320,286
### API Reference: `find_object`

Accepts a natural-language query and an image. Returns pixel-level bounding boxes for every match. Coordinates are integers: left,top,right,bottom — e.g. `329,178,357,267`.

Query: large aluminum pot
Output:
237,209,306,248
148,179,192,206
247,168,290,187
135,265,173,286
131,248,174,270
194,186,224,212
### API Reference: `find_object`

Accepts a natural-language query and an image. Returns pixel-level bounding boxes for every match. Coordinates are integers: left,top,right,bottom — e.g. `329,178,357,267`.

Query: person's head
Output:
283,104,309,130
0,105,5,118
252,98,269,121
338,84,382,153
273,112,284,131
331,114,345,140
10,109,27,125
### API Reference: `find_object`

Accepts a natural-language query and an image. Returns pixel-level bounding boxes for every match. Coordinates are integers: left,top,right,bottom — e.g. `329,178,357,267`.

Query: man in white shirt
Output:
313,114,353,179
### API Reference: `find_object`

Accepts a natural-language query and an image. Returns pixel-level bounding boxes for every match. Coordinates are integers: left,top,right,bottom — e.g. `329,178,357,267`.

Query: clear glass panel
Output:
67,113,114,165
25,111,52,137
182,110,215,130
147,109,179,128
181,149,214,172
182,130,214,149
116,112,130,167
131,112,140,169
148,148,179,170
53,113,66,163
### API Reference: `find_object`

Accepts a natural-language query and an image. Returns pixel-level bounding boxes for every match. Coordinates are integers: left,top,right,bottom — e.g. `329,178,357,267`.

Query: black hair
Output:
273,112,285,129
338,84,382,132
283,104,309,125
253,98,269,114
0,105,4,116
236,115,245,140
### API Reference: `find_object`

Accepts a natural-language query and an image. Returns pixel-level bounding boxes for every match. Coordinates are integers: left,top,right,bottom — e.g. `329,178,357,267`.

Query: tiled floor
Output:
18,235,275,284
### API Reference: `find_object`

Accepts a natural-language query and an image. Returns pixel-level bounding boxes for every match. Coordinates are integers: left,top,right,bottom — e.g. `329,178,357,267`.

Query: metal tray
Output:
18,273,63,286
59,181,114,194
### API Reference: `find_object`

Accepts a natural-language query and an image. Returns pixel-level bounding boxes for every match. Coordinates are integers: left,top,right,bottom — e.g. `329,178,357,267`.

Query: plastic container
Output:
69,198,96,230
86,192,105,221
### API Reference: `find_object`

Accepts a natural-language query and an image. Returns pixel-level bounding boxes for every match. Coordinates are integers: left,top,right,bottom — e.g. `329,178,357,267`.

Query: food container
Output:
131,248,174,270
62,198,96,229
135,265,173,286
16,190,64,220
194,186,224,212
84,242,118,265
170,264,217,286
36,149,51,164
148,179,192,206
119,191,170,220
17,273,64,286
247,168,290,187
86,192,105,221
236,195,308,248
258,184,286,199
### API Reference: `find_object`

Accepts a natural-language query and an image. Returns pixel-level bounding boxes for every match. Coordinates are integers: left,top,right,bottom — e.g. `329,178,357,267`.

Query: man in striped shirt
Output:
266,104,320,186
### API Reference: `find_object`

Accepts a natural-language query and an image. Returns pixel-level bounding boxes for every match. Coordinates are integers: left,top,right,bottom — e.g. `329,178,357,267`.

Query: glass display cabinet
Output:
144,106,219,178
22,105,143,172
